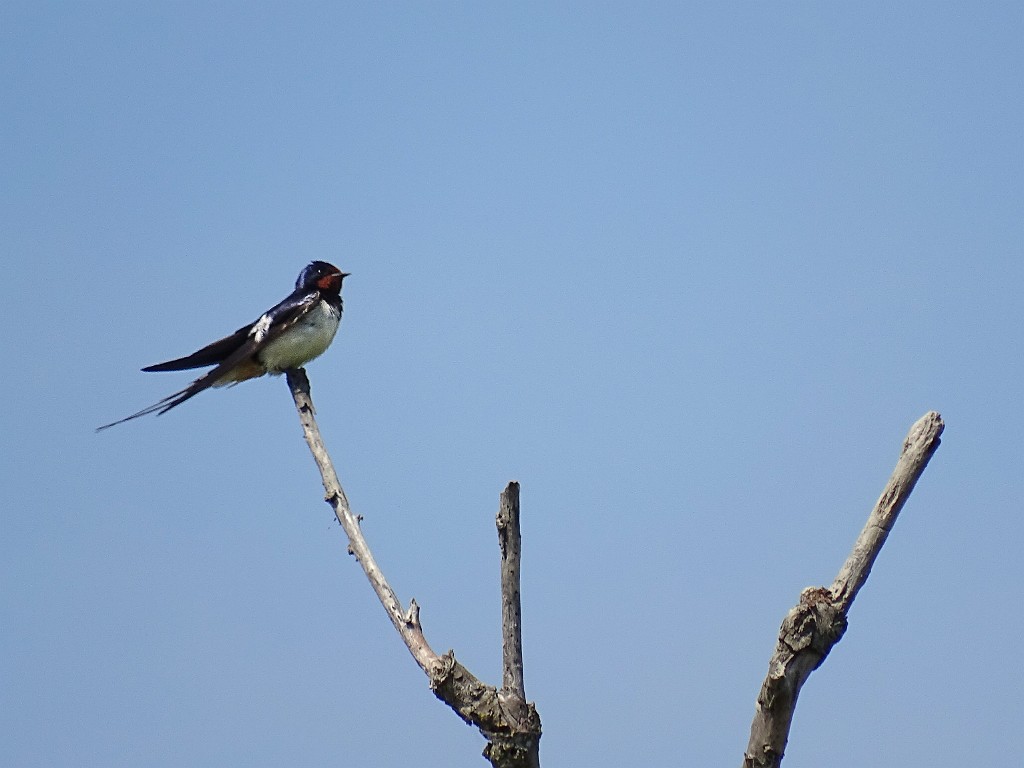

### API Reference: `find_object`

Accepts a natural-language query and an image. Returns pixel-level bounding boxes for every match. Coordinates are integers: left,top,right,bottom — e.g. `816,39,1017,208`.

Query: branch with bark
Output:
285,369,541,768
742,411,944,768
284,365,942,766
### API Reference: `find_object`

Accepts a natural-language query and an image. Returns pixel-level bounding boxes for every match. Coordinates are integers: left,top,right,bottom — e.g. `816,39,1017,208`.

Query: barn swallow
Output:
98,261,349,431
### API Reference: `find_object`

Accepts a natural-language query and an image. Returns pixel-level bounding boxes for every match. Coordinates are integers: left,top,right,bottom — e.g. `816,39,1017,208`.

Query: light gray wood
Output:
285,369,541,767
742,411,944,768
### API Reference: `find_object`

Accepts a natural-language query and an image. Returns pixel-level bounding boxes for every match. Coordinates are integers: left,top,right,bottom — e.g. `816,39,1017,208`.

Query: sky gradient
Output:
2,3,1022,766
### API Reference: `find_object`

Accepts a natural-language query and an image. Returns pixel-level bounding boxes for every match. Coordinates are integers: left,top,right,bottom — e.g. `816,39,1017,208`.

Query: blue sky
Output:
2,3,1021,766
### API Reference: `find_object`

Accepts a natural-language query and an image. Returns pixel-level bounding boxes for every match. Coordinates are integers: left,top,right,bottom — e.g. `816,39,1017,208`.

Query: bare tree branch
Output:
498,482,527,700
492,482,539,767
285,369,541,767
830,411,945,612
285,368,442,676
742,411,944,768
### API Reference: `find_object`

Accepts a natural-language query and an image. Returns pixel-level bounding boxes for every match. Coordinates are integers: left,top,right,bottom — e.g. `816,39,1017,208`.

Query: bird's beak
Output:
339,272,351,278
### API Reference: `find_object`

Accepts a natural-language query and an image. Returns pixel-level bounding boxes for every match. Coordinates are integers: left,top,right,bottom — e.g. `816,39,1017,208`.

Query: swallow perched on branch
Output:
98,261,349,430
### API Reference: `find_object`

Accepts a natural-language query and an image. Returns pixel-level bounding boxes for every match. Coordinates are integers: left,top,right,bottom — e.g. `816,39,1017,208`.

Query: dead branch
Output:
742,411,944,768
285,369,541,767
492,482,539,767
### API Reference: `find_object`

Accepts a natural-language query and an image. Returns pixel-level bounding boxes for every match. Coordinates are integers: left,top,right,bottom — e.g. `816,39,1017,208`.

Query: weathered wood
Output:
831,411,945,612
495,481,541,768
498,482,527,700
285,369,541,767
742,411,944,768
285,368,443,677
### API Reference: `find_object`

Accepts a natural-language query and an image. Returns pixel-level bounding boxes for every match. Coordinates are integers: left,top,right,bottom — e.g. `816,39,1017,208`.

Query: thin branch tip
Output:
497,482,528,705
907,410,944,443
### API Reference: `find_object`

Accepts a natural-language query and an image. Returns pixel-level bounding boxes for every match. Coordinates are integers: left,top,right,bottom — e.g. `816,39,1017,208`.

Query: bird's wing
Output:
97,292,319,431
141,324,253,372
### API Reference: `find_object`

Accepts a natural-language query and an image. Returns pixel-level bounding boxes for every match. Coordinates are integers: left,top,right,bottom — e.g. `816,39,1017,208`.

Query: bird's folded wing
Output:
142,325,253,372
97,293,319,431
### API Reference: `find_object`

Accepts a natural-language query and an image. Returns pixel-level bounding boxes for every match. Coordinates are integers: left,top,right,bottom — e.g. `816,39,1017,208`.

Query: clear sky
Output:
2,3,1021,766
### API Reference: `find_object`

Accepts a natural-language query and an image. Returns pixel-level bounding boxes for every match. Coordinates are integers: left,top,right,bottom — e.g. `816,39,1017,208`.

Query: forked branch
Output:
285,369,541,767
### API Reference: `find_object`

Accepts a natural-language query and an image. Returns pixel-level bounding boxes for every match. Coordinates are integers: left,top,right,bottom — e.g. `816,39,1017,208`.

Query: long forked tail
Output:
96,385,205,431
96,335,265,431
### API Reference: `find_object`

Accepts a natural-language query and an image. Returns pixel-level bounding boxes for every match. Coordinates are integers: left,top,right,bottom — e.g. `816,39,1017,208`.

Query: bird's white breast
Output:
257,300,341,372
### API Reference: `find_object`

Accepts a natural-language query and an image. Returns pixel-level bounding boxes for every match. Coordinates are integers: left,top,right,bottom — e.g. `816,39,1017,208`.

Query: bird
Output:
98,261,349,431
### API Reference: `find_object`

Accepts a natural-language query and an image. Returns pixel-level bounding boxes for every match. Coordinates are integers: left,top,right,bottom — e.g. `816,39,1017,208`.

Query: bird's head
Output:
297,261,349,295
